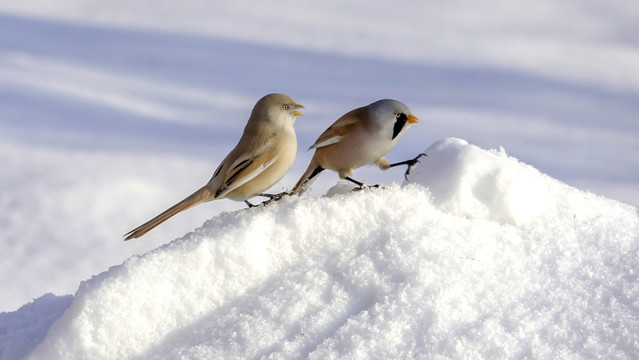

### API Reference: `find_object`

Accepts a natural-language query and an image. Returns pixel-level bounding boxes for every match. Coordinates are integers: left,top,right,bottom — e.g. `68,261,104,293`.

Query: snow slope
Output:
3,138,637,359
1,0,638,322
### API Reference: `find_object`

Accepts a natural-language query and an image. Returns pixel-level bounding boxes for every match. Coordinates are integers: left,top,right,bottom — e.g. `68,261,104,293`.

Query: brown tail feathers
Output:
291,157,324,195
124,186,212,240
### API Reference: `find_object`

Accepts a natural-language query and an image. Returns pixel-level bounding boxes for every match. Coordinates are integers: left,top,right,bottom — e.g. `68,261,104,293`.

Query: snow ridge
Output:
11,138,638,359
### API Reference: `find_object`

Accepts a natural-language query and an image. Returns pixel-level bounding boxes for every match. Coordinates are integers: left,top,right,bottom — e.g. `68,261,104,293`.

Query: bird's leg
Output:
345,177,364,187
388,153,427,180
245,200,257,208
345,177,381,191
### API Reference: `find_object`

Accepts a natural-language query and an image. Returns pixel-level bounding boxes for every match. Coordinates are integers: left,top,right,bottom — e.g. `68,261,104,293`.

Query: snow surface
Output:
1,0,639,356
1,0,638,314
2,137,638,359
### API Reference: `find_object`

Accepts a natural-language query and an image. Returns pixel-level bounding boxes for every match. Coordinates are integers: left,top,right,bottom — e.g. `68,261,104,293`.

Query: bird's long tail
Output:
124,186,212,240
291,157,324,195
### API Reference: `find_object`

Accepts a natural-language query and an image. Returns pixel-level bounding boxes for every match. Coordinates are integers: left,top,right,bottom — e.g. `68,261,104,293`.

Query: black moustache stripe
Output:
393,114,408,140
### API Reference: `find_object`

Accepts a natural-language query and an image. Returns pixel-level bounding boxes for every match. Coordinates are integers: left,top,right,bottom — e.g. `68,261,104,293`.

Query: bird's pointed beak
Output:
293,104,305,117
407,114,419,123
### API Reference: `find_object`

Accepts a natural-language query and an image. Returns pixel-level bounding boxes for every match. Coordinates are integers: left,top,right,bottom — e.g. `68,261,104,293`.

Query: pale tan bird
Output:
124,93,304,240
291,99,422,194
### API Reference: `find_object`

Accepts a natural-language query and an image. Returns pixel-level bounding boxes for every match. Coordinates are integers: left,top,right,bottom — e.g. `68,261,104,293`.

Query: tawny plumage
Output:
291,99,419,194
124,93,303,240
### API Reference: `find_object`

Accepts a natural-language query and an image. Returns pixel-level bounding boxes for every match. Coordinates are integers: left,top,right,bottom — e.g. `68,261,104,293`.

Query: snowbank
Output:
4,138,638,359
3,0,639,313
0,294,72,360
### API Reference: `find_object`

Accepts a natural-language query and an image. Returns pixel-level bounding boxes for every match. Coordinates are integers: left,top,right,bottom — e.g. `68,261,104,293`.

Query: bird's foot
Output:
258,192,290,206
351,183,383,192
397,153,427,180
344,177,385,192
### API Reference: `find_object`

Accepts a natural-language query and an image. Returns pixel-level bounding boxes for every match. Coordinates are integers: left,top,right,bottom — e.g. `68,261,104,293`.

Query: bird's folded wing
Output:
309,107,365,149
215,151,279,198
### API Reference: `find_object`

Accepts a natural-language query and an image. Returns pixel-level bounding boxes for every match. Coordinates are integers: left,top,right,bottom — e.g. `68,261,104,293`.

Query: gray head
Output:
366,99,419,139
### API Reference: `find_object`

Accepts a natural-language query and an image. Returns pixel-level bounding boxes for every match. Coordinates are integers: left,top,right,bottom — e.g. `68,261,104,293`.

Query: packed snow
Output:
3,137,637,359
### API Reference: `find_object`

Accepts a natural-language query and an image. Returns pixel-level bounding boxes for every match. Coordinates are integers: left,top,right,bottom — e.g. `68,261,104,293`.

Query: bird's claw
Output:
259,192,289,206
404,153,427,180
351,184,383,192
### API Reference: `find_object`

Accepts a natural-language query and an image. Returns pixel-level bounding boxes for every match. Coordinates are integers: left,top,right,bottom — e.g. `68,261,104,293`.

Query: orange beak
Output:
293,104,305,117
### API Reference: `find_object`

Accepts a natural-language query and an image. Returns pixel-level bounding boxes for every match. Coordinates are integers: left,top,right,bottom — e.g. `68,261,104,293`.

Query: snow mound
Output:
13,138,639,359
408,137,569,225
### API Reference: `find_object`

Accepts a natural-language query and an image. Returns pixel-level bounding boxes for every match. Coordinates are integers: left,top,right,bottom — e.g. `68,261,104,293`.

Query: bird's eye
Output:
282,105,289,110
395,113,401,118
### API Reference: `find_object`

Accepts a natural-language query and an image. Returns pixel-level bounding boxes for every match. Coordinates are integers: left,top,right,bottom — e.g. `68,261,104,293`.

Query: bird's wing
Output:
309,107,365,150
215,150,279,198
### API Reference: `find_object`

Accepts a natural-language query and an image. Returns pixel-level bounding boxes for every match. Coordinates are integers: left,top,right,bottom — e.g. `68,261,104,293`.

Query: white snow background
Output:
1,1,638,359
